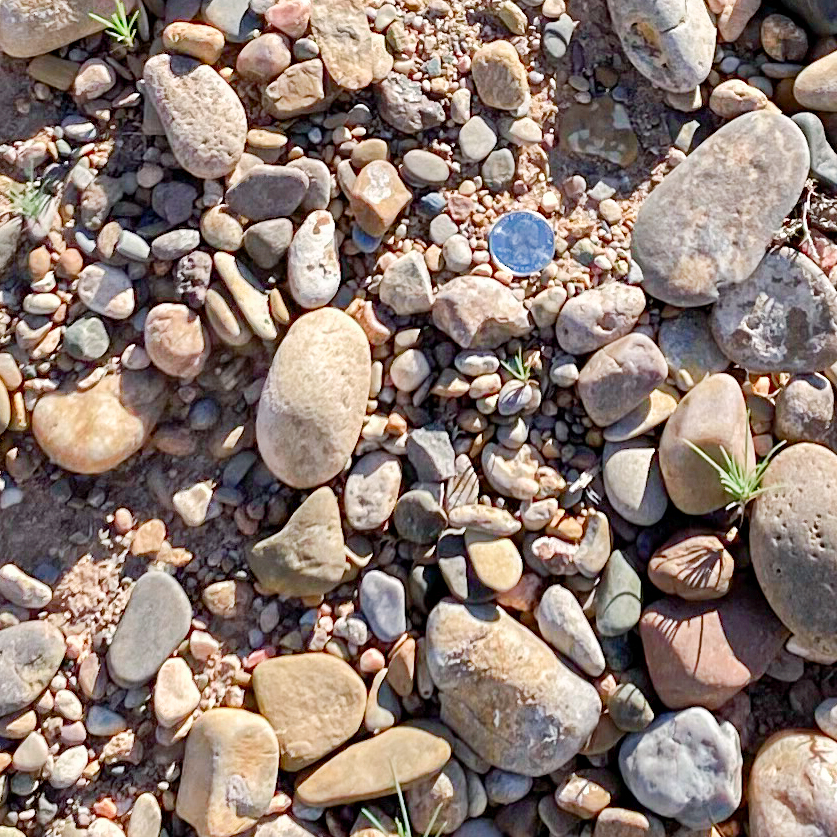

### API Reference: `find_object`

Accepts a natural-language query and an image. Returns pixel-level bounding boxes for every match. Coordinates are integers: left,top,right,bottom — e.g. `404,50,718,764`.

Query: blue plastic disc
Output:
488,210,556,276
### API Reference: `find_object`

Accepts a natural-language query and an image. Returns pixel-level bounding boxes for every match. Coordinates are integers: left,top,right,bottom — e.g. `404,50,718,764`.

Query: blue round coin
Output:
488,210,555,276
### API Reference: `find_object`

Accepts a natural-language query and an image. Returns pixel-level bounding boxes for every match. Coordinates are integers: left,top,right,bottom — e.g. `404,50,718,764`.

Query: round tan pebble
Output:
359,648,386,674
761,14,808,62
709,79,773,119
28,246,50,281
200,206,244,251
163,22,226,65
130,519,167,556
144,303,211,379
598,198,622,223
56,247,83,279
113,508,133,535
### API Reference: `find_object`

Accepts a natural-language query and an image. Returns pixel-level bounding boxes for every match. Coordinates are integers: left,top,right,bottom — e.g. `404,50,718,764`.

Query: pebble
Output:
262,59,327,119
244,218,294,269
77,263,135,320
463,532,523,593
402,150,450,187
350,161,412,238
482,149,515,191
535,583,605,675
144,303,210,379
648,532,733,600
0,565,51,609
309,0,371,90
236,33,292,81
344,451,402,530
380,251,434,315
226,165,308,221
775,373,834,443
265,0,311,38
607,683,654,733
154,658,200,728
793,111,837,190
391,349,431,392
393,490,447,544
128,794,161,837
595,549,643,636
657,310,729,389
443,235,473,272
86,705,127,736
151,229,200,261
11,731,47,771
602,387,678,443
407,759,469,834
471,41,529,111
163,21,226,64
815,697,837,739
50,745,89,789
213,253,277,340
360,570,407,643
459,116,498,162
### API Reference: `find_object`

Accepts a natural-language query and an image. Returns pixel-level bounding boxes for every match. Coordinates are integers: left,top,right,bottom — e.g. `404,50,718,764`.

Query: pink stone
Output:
265,0,311,39
244,647,276,670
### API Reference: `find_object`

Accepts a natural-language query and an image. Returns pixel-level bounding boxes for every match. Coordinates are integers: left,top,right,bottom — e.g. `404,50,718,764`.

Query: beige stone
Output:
471,41,529,111
144,303,211,380
262,60,328,119
309,0,372,90
154,658,200,729
463,531,523,592
350,161,412,238
163,22,226,64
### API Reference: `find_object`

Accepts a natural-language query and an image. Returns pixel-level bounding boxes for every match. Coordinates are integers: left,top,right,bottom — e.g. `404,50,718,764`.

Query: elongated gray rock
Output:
256,308,370,488
143,54,247,179
0,622,64,716
426,600,601,776
633,112,809,307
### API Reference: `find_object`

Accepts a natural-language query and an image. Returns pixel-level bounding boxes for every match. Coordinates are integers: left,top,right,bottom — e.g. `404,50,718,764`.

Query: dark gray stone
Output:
244,218,294,269
792,112,837,190
392,490,447,544
406,426,456,482
0,621,65,716
781,0,837,34
376,75,446,134
595,549,643,637
152,181,198,225
225,165,309,221
151,229,200,261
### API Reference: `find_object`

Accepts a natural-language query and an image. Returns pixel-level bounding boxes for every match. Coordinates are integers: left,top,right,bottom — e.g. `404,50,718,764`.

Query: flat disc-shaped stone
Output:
489,211,555,276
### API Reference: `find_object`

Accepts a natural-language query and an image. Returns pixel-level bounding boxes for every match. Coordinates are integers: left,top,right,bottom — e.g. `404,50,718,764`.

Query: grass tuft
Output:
499,347,533,383
89,0,140,48
3,169,51,221
361,764,446,837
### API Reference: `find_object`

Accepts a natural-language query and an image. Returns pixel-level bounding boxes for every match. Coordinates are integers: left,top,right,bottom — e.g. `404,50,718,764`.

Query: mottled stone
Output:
471,41,529,111
648,532,734,600
602,440,668,527
344,451,402,530
309,0,371,90
0,622,64,716
658,310,729,388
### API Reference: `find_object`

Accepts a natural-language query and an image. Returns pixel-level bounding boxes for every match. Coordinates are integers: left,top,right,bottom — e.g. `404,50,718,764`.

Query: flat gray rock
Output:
225,165,309,221
0,622,65,716
106,572,191,689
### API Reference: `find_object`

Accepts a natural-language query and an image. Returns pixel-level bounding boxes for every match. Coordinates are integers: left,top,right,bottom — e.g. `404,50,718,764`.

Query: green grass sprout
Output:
4,168,51,221
89,0,140,48
499,347,533,383
361,763,446,837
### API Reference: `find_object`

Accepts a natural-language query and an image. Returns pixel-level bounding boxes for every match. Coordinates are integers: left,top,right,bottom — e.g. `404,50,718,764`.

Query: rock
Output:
433,276,530,349
607,684,654,733
658,374,753,515
50,745,88,789
0,0,137,57
73,58,116,101
607,0,715,92
559,98,639,167
225,165,308,221
471,41,529,111
263,60,328,119
212,253,277,341
594,809,664,837
203,0,258,41
438,531,495,604
443,235,473,273
153,181,198,226
463,532,523,593
459,116,498,162
393,490,447,544
173,480,220,527
648,532,734,600
795,51,837,111
657,310,728,389
710,247,837,373
144,303,210,379
407,426,456,482
639,585,788,709
602,388,679,443
249,487,345,597
402,150,449,187
578,334,668,428
481,443,542,501
448,505,520,536
407,759,469,834
151,229,200,261
77,263,134,320
482,149,516,191
709,79,775,119
603,438,669,527
0,565,51,609
749,730,837,836
176,708,279,837
236,33,292,81
244,218,294,269
380,251,434,315
309,0,371,90
154,658,200,729
426,600,601,775
295,723,452,805
128,794,162,837
781,0,837,34
816,697,837,739
633,112,809,307
376,74,446,133
535,583,606,676
287,211,341,309
350,161,412,237
361,571,406,642
265,0,310,38
792,112,837,190
86,705,126,736
143,54,246,179
750,443,837,656
32,370,168,474
775,373,834,443
595,549,643,637
252,654,366,770
163,21,226,64
107,573,192,689
256,308,370,488
288,158,331,212
345,452,402,530
555,283,646,355
619,707,742,828
391,349,431,392
0,622,64,716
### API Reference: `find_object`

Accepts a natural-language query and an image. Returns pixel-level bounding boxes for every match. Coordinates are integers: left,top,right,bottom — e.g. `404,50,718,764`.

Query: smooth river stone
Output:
632,111,809,307
750,443,837,656
0,622,64,716
749,730,837,837
252,654,366,770
309,0,372,90
0,0,136,57
106,573,192,689
639,584,788,710
426,599,601,776
32,370,168,474
648,531,734,600
143,54,247,179
256,308,370,488
295,722,452,805
710,247,837,373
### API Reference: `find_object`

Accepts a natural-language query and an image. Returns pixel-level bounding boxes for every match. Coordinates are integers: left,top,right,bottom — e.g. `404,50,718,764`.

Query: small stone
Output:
244,218,294,269
0,565,52,609
535,583,605,675
648,532,733,600
163,22,226,64
376,74,445,133
481,442,541,501
657,310,728,389
482,149,516,191
443,235,473,273
407,759,469,834
0,622,63,716
50,745,88,790
391,349,431,392
350,161,412,238
459,116,498,162
484,769,532,805
154,658,200,728
77,263,134,320
560,98,639,167
607,684,654,733
12,731,48,772
380,251,434,315
402,150,450,187
265,0,311,38
596,549,642,637
463,532,523,593
173,480,220,527
236,33,292,81
361,570,407,643
73,58,116,101
345,452,402,530
792,111,837,190
594,809,664,837
151,229,200,261
144,303,210,379
603,388,678,443
262,60,327,119
213,253,277,340
709,79,774,119
393,490,446,544
86,705,127,736
448,505,520,536
471,41,529,111
775,373,834,443
226,165,308,221
128,794,162,837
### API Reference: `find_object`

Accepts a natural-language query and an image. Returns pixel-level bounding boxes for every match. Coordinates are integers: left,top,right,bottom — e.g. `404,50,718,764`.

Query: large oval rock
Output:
658,373,754,515
425,599,601,776
606,0,715,92
143,54,247,179
252,654,366,771
749,730,837,837
710,247,837,373
639,585,788,710
0,622,64,716
32,370,168,475
750,443,837,656
256,308,370,488
0,0,136,57
632,112,809,307
795,50,837,111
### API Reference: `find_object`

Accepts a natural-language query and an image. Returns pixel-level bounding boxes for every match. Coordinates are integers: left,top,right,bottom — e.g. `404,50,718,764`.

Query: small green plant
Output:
684,413,785,518
361,764,446,837
3,169,51,221
500,347,534,383
89,0,140,49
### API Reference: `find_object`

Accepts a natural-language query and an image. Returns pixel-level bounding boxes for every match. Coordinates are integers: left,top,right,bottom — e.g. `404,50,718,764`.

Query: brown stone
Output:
350,161,412,238
309,0,372,90
262,60,329,119
648,531,734,601
471,41,529,111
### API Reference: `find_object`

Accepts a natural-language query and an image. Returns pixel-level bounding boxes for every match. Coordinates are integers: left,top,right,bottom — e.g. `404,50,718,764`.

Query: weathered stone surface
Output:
295,723,452,805
407,759,469,835
350,161,412,238
143,54,247,179
249,487,346,597
144,303,211,380
606,0,715,92
795,50,837,111
176,709,279,837
225,165,308,221
750,443,837,656
256,308,370,488
471,41,529,111
380,251,434,315
639,585,788,710
433,276,531,349
577,334,667,427
253,654,366,771
0,0,136,57
710,247,837,373
658,374,754,515
619,708,742,828
658,309,729,389
602,440,668,527
32,370,168,474
775,373,834,443
749,730,837,837
0,622,64,716
426,600,601,775
262,60,328,119
376,74,446,134
77,263,134,320
309,0,372,90
648,531,734,600
287,210,341,309
345,451,402,530
633,112,809,307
